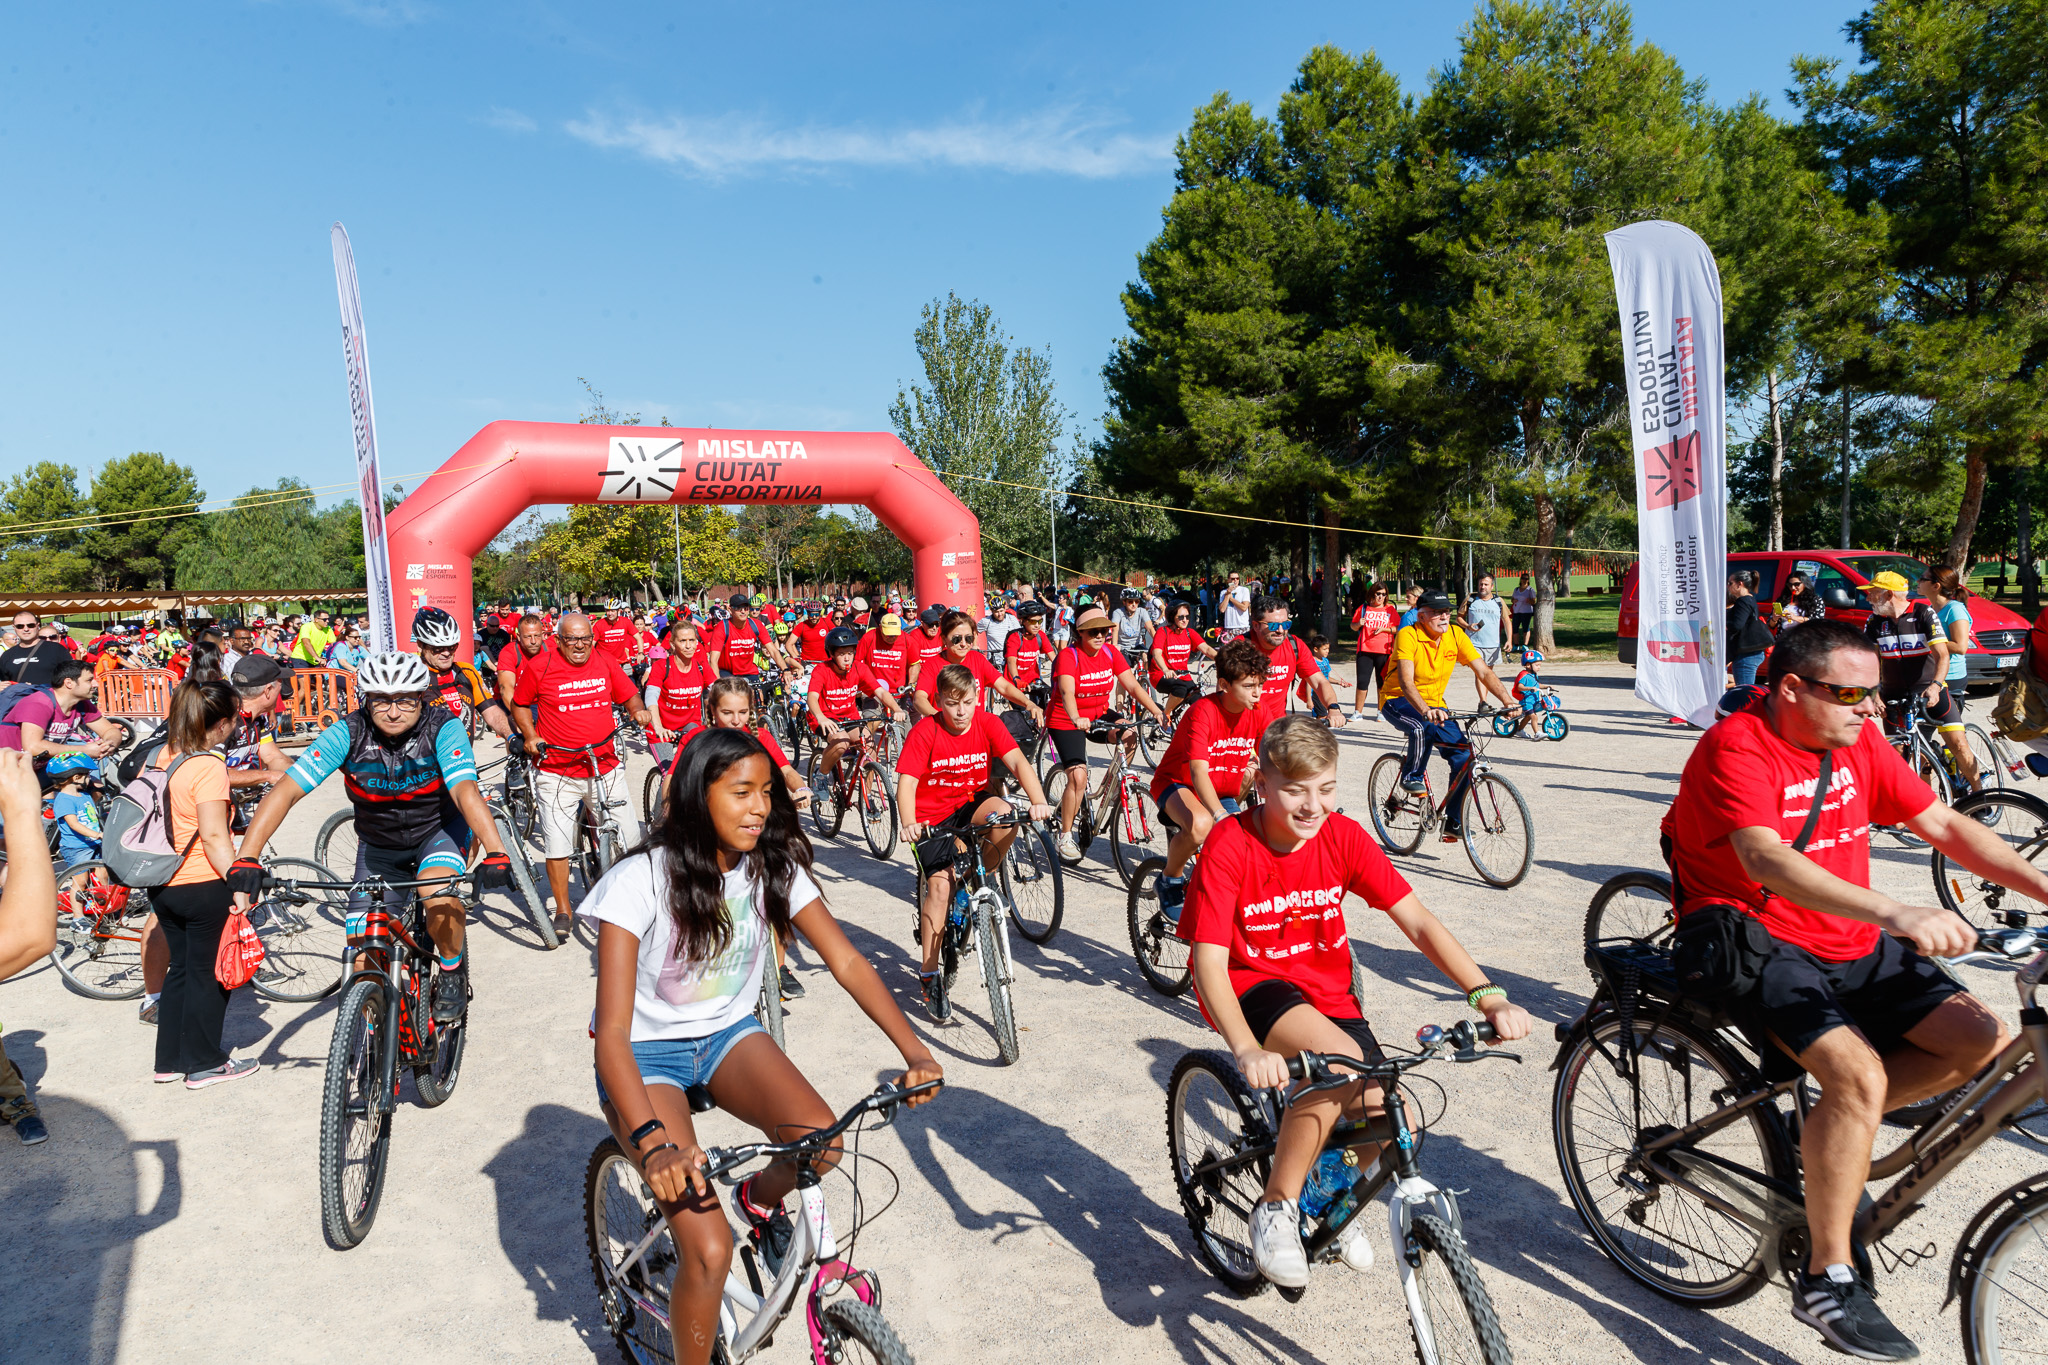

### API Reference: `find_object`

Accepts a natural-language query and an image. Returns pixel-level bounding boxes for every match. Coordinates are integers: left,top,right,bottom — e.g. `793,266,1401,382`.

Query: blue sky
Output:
1,1,1864,521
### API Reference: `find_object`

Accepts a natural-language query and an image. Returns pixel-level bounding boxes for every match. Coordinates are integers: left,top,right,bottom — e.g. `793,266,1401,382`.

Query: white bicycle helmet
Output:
357,651,433,696
411,606,461,648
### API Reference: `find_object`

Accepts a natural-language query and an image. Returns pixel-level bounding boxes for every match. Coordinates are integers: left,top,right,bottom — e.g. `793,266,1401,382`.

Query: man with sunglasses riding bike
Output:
1666,620,2048,1359
230,652,516,1024
412,606,511,743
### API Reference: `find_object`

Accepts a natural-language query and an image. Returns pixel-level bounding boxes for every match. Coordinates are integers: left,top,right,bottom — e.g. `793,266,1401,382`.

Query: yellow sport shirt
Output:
1389,623,1479,709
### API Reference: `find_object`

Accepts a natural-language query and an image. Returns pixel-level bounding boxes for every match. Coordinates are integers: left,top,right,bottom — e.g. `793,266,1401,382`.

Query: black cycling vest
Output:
340,707,466,849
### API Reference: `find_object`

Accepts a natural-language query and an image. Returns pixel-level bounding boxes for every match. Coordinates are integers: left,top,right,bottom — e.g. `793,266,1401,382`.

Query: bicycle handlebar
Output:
698,1080,943,1182
258,869,479,895
1945,926,2048,968
1283,1020,1517,1090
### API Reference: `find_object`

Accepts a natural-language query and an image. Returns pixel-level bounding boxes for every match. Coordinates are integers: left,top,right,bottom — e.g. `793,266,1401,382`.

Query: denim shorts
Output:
593,1015,765,1107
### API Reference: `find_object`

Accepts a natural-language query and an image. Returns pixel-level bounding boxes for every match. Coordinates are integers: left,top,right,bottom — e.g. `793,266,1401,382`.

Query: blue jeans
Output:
1731,651,1766,687
1382,698,1474,827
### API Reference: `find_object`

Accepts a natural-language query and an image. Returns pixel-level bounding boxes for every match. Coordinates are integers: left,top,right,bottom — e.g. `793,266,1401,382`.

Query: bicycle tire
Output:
910,861,963,992
495,815,559,949
1490,711,1516,737
977,902,1020,1065
1552,1011,1788,1305
1134,716,1160,769
806,754,846,838
505,771,539,849
1405,1213,1514,1365
1108,773,1163,889
1963,723,2008,796
320,977,393,1250
584,1136,681,1365
1960,1182,2048,1365
1366,754,1428,855
1461,772,1533,888
757,945,785,1050
1000,824,1064,944
413,969,468,1106
819,1299,913,1365
858,761,897,860
1581,870,1676,951
1165,1049,1273,1298
1041,765,1095,860
1127,857,1192,996
48,861,150,1000
246,856,349,1001
1934,789,2048,928
314,808,359,879
1540,712,1570,742
641,765,664,825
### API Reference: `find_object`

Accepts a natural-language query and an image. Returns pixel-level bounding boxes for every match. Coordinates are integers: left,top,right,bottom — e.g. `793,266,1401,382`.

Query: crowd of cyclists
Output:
5,563,2048,1365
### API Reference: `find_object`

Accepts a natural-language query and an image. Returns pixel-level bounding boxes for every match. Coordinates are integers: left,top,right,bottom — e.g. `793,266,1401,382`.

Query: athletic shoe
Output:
1250,1198,1309,1288
431,963,468,1024
11,1113,48,1145
1335,1210,1374,1271
1792,1268,1918,1360
138,999,158,1026
1056,832,1082,864
919,971,951,1024
152,1071,182,1084
1156,874,1188,931
1400,776,1426,794
779,967,805,1001
735,1175,795,1277
184,1059,258,1091
1441,826,1463,843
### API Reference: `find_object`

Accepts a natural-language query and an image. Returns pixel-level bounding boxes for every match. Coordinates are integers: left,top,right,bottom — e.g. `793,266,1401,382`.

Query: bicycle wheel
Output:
641,765,664,825
572,812,606,893
1552,1012,1787,1305
1491,711,1516,737
1961,1184,2048,1364
1127,857,1192,996
857,762,897,860
585,1136,680,1365
1540,712,1570,742
506,772,539,849
246,857,349,1002
1041,765,1095,859
1366,754,1428,854
1933,789,2048,928
1461,773,1533,888
1582,870,1677,951
977,902,1020,1065
413,967,468,1106
1135,714,1164,769
494,815,559,949
1165,1049,1273,1298
806,754,846,838
48,862,149,1000
1405,1212,1514,1365
1886,733,1951,848
999,824,1064,943
314,809,359,879
756,946,785,1050
819,1299,912,1365
1108,773,1163,889
1963,723,2007,796
320,978,393,1250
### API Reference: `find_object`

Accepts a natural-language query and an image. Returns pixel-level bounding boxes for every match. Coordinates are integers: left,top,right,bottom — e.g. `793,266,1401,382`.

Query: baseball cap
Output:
851,596,869,612
1418,590,1456,612
879,613,903,635
917,604,947,628
231,654,285,687
1868,570,1911,593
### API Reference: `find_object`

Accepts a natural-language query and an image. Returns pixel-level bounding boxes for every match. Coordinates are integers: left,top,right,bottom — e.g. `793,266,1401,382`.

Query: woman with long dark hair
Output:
585,727,940,1365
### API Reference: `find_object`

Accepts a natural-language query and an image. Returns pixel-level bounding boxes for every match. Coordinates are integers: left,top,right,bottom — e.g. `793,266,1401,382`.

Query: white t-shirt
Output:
1511,586,1536,615
1221,588,1252,630
580,849,822,1040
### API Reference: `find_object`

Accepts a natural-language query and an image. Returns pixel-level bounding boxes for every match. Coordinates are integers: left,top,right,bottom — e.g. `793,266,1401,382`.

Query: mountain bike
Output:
1365,720,1533,887
1167,1021,1518,1364
1932,787,2048,930
804,709,897,860
1041,715,1161,888
1876,693,2004,848
309,867,480,1250
910,808,1037,1064
584,1078,939,1365
1554,892,2048,1363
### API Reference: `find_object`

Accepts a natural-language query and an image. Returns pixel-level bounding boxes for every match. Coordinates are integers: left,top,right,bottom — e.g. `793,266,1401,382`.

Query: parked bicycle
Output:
1041,714,1161,888
804,705,897,861
1364,720,1533,887
1166,1021,1518,1364
584,1078,939,1365
910,807,1049,1064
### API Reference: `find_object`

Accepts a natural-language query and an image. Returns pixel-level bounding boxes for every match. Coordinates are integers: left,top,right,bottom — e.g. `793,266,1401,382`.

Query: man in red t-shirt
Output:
1247,596,1346,729
1182,715,1529,1290
806,626,906,794
790,607,829,665
1004,602,1054,692
856,613,911,697
708,595,785,679
511,612,665,935
1148,599,1216,727
494,613,551,742
1148,639,1265,917
895,661,1054,1021
591,605,633,667
1667,620,2048,1356
1046,606,1166,863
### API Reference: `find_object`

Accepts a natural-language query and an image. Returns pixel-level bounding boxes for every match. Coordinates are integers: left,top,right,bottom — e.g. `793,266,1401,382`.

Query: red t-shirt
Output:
2029,606,2048,678
914,649,1000,702
677,720,791,772
807,660,884,722
592,618,633,664
1669,708,1937,961
1150,694,1264,802
1182,812,1412,1020
512,650,639,775
905,629,945,689
649,653,716,730
897,711,1018,823
1048,642,1131,730
791,621,828,663
856,631,911,691
709,618,771,676
496,641,545,691
1353,605,1397,654
1004,629,1051,687
1150,625,1203,684
1254,635,1320,722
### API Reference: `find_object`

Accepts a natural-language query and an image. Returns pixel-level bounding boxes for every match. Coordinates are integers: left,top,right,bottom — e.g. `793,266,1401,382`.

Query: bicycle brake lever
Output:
1455,1047,1523,1064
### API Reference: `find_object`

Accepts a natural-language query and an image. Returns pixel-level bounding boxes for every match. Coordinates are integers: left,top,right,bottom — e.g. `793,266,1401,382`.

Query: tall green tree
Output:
81,452,203,589
173,480,366,591
0,462,93,591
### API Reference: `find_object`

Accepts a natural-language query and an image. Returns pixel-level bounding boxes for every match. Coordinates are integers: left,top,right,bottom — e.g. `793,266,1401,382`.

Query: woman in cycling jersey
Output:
586,728,942,1365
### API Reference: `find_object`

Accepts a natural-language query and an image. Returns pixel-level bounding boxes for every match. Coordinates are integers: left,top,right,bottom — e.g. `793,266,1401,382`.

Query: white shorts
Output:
533,765,639,860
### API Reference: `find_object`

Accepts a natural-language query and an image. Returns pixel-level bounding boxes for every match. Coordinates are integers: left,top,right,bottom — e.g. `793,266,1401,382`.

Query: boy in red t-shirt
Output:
1148,638,1265,919
806,627,905,793
1182,716,1530,1291
894,662,1055,1021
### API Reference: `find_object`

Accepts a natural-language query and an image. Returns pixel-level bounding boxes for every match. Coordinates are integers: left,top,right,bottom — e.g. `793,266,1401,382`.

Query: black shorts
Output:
1048,726,1092,769
1356,651,1388,690
1237,979,1385,1066
914,801,983,874
1732,932,1965,1059
1157,675,1202,701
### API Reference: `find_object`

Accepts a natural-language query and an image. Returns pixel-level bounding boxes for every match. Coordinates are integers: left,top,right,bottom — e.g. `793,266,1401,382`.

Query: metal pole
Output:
672,505,684,601
1049,485,1059,591
1839,385,1853,550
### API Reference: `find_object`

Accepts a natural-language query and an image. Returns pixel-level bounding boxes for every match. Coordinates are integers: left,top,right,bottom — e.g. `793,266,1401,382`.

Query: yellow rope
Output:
973,527,1093,582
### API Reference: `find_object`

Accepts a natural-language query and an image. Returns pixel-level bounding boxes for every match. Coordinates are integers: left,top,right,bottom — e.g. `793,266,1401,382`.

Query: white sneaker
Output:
1336,1212,1374,1270
1250,1198,1309,1288
1056,832,1082,864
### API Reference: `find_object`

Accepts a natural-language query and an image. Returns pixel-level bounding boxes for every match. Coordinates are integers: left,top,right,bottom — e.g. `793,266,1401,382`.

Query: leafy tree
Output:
0,462,92,591
81,452,203,589
738,504,823,599
173,480,366,591
534,504,762,598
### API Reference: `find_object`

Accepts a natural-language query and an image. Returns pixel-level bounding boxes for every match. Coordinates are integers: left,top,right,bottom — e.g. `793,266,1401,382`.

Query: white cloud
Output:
564,106,1172,180
479,107,537,134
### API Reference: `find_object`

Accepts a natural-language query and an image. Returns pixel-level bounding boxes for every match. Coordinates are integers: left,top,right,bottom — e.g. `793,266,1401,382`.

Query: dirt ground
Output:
3,663,2036,1365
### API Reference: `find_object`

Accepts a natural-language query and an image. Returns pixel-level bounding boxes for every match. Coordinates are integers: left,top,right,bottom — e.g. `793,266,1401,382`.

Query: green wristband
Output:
1467,984,1506,1011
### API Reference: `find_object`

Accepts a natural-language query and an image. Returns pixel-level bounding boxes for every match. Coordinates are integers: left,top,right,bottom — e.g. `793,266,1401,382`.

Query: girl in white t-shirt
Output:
584,726,942,1365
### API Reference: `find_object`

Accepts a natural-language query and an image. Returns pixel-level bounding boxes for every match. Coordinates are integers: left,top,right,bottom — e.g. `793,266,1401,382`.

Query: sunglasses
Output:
945,633,974,645
1080,627,1111,638
1258,620,1292,633
1793,675,1875,706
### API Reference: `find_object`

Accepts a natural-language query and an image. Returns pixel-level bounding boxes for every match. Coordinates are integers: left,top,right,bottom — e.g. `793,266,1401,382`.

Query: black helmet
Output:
1714,683,1769,720
1017,601,1046,619
824,626,861,652
411,606,460,648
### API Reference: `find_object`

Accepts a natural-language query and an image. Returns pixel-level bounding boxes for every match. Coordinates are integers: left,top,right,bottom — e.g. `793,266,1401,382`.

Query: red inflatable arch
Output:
384,421,984,656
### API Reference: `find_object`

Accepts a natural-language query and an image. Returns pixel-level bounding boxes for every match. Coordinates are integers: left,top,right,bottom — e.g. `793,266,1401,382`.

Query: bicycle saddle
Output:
685,1084,716,1114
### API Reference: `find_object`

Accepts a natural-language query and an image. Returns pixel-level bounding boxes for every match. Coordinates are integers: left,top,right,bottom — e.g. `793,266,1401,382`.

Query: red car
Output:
1617,550,2031,687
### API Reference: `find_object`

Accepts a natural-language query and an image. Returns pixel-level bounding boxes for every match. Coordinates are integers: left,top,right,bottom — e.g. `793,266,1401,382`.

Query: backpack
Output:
0,682,53,729
115,727,170,789
102,751,214,888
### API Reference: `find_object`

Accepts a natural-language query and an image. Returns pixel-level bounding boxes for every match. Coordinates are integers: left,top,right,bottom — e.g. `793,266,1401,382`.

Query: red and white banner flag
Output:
1606,220,1728,726
332,223,398,653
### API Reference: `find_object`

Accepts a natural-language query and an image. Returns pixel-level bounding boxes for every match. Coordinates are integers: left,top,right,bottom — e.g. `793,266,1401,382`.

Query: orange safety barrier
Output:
99,669,177,719
287,668,359,732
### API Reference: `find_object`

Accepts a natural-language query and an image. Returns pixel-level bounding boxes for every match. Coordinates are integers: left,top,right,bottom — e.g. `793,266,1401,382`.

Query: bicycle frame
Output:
345,889,444,1111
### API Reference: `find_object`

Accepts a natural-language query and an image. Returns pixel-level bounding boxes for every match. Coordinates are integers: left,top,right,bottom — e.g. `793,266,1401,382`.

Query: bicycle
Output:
584,1078,939,1365
1166,1021,1519,1363
1554,880,2048,1362
1364,719,1533,888
1877,693,2005,847
308,867,480,1249
1126,795,1252,997
1040,715,1161,889
909,807,1045,1064
804,707,897,861
1488,689,1569,742
1932,787,2048,930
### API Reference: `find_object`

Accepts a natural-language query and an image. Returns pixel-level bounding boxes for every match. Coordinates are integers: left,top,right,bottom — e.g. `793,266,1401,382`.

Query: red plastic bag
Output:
215,908,266,989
